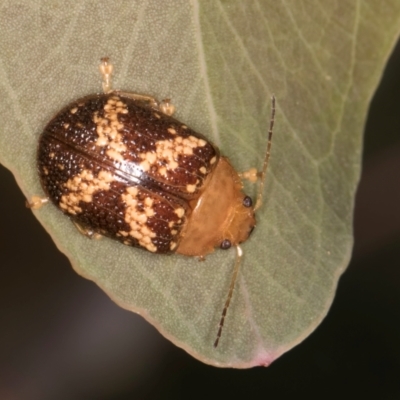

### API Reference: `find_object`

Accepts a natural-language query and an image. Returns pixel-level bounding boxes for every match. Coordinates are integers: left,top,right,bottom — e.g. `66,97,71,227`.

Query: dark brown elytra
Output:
29,58,276,348
37,93,219,254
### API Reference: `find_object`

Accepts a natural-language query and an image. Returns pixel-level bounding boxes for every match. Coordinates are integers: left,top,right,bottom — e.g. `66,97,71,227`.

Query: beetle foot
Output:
159,99,175,116
72,221,103,240
99,57,113,94
26,196,48,210
239,168,259,183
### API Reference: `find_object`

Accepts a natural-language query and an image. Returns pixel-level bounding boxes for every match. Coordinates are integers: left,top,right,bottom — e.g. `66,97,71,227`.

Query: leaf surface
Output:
0,0,399,367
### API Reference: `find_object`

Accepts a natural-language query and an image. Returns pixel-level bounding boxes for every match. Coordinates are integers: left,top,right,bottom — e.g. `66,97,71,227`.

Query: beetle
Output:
28,58,276,347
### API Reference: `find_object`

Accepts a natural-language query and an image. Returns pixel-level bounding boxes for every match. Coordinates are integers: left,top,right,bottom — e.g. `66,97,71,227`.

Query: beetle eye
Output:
243,196,253,208
220,239,232,250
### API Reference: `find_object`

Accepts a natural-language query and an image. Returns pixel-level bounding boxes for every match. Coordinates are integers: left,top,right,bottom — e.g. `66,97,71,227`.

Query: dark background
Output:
1,39,399,399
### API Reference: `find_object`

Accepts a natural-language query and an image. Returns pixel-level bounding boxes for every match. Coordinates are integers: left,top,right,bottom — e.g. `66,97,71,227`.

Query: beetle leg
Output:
26,196,49,210
99,57,113,94
99,58,176,116
115,91,159,109
72,220,103,240
116,91,175,116
158,98,175,116
239,168,259,183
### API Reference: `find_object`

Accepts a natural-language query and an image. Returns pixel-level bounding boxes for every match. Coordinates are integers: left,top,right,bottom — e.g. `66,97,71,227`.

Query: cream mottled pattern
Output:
93,96,129,162
60,169,114,214
139,135,207,176
119,187,158,252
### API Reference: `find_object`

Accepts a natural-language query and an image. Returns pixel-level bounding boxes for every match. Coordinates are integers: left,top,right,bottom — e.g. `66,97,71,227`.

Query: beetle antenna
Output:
99,57,113,93
214,245,243,348
254,95,276,211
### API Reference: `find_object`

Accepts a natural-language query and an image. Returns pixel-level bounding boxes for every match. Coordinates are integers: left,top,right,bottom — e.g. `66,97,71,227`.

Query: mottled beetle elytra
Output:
28,58,275,348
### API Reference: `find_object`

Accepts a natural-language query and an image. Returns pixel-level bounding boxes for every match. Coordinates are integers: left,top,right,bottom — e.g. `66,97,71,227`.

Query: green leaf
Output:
0,1,399,367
